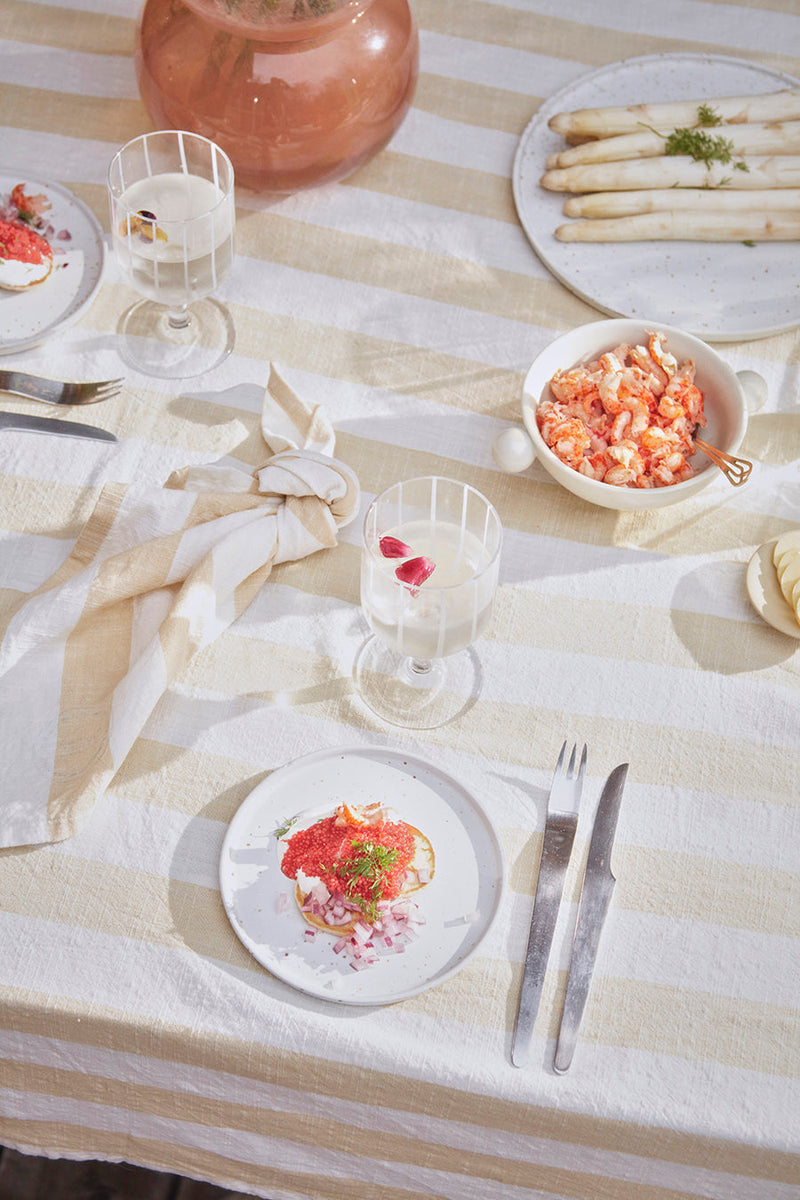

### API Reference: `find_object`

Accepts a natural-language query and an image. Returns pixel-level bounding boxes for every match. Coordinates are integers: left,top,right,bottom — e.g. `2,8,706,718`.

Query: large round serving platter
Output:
0,170,105,353
513,54,800,342
219,746,505,1005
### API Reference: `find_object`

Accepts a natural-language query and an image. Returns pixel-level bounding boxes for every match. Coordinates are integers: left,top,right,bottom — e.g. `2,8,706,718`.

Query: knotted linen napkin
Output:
0,366,359,849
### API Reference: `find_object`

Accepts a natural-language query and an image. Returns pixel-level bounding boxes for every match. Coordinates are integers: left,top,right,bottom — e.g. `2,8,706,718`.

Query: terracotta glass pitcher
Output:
135,0,419,194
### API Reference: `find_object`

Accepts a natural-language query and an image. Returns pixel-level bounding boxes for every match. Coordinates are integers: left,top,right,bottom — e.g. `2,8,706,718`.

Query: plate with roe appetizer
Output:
219,746,505,1004
0,170,105,353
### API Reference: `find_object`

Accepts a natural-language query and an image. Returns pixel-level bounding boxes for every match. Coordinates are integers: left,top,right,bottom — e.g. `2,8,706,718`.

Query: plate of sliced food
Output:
513,54,800,341
219,746,505,1004
0,171,105,353
747,532,800,639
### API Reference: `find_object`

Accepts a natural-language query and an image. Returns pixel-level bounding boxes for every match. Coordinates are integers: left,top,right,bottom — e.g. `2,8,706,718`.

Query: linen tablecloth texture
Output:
0,366,359,848
0,2,799,1200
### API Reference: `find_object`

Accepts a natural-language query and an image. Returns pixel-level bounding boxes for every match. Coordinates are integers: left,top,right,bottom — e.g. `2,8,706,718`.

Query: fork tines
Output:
61,379,124,405
557,740,587,780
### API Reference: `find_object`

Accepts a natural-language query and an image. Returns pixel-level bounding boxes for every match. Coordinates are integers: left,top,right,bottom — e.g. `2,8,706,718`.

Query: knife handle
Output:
552,910,606,1073
511,813,577,1068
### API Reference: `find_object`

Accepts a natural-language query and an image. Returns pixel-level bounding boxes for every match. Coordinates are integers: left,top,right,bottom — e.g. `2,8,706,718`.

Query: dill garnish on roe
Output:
331,838,400,920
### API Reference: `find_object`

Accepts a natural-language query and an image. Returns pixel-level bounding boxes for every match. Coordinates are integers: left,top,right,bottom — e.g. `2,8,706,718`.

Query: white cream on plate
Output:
0,254,52,291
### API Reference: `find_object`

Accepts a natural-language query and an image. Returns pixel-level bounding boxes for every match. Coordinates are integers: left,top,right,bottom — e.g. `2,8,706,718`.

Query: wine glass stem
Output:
409,658,433,675
168,306,190,330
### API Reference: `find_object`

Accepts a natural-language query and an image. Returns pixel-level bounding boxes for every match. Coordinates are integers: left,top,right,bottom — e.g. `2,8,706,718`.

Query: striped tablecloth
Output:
1,2,799,1198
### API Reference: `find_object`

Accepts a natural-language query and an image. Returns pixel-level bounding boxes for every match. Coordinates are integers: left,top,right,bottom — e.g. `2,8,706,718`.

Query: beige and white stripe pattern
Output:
0,1,799,1199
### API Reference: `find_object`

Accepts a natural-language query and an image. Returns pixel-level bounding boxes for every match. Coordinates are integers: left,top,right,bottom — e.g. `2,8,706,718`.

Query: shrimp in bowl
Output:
538,330,705,490
519,320,751,511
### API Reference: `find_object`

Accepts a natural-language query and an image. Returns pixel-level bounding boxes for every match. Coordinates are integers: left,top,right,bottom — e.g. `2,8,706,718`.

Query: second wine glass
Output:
355,476,502,728
107,129,236,378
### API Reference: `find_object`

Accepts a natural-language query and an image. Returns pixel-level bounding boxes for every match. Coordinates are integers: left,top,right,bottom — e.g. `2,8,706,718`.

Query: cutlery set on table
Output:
512,742,628,1073
0,369,122,442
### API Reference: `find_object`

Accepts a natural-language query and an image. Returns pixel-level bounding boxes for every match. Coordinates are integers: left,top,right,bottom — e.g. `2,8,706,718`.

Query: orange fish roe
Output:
281,813,415,904
0,218,53,266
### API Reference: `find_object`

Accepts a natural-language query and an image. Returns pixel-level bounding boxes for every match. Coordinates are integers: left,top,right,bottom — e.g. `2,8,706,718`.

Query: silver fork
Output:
0,369,123,406
511,741,587,1068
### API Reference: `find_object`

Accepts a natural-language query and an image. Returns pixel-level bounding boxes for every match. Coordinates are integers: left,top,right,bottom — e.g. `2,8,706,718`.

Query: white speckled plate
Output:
219,746,505,1005
0,170,105,354
746,540,800,640
513,54,800,342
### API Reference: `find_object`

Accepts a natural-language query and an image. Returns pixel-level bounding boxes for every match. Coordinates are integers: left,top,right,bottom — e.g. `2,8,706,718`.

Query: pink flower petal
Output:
395,556,435,588
379,535,413,559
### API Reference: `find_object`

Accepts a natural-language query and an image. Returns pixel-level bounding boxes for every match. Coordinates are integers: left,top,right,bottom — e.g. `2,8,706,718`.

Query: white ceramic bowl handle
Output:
737,369,767,412
492,425,535,473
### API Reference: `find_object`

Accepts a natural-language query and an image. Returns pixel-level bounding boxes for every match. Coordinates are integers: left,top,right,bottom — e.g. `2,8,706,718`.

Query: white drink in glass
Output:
363,519,496,660
112,171,234,307
356,476,502,729
107,130,236,378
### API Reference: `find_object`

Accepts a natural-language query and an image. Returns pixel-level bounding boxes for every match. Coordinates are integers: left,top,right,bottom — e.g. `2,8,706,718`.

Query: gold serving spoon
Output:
694,438,753,487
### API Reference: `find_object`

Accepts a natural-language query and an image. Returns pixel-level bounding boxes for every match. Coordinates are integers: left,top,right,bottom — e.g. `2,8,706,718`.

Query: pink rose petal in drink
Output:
395,556,435,589
379,535,413,558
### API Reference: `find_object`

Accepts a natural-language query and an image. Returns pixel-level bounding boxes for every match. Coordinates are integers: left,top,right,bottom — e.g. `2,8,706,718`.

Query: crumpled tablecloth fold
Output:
0,366,360,848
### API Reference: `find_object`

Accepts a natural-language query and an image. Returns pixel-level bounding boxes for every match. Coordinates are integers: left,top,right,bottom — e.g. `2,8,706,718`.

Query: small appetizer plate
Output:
219,746,505,1005
746,539,800,639
0,170,105,354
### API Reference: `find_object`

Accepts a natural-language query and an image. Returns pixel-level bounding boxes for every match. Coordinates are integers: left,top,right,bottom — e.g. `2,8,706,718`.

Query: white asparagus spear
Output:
555,211,800,242
548,89,800,138
563,187,800,217
546,120,800,168
541,155,800,192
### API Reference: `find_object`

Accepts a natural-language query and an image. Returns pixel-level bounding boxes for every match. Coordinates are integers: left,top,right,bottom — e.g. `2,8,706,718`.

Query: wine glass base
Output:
354,636,482,730
116,297,235,379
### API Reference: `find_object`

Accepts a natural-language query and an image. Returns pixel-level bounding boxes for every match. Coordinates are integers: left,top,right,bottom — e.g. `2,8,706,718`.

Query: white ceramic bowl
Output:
520,319,750,511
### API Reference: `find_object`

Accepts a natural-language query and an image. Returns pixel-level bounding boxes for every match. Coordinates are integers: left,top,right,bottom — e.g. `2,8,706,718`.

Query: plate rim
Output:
0,168,106,354
219,744,506,1006
512,52,800,343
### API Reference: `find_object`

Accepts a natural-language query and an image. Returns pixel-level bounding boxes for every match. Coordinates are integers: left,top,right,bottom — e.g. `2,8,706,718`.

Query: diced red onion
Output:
300,887,425,971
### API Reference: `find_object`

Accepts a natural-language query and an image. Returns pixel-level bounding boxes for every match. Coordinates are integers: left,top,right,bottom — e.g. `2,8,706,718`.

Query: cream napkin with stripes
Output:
0,367,359,849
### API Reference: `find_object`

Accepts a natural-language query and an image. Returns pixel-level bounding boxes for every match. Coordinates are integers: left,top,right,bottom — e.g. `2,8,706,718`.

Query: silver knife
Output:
553,761,628,1074
0,411,117,442
511,742,586,1068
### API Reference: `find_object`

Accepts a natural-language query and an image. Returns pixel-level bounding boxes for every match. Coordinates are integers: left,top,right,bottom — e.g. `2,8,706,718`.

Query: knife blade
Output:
552,761,628,1074
511,743,586,1069
0,411,117,442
